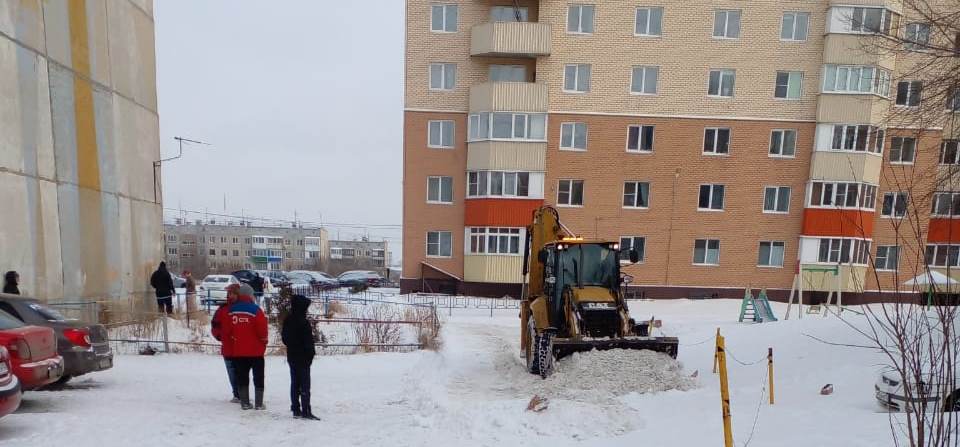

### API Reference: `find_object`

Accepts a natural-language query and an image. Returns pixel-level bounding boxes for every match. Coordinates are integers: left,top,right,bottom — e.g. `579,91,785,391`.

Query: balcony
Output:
823,34,896,70
467,141,546,171
799,264,868,293
817,94,889,124
469,82,548,113
470,22,551,57
464,255,524,284
809,151,882,184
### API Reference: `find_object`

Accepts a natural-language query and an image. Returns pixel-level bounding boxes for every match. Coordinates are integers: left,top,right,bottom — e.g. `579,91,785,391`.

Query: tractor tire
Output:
525,319,539,374
944,390,960,412
526,319,554,378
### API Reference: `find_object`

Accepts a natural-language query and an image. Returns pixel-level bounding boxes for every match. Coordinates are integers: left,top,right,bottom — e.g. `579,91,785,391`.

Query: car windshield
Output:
0,310,24,330
557,244,618,288
29,303,67,321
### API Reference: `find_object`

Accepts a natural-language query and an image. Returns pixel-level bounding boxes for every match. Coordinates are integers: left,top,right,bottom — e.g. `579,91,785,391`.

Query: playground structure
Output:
738,287,778,323
785,264,845,319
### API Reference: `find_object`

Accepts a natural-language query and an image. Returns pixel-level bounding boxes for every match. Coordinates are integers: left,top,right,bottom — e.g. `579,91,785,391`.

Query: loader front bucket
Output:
552,336,679,361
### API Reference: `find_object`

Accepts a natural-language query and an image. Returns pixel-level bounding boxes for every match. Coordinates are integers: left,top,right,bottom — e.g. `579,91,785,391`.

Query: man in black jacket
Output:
281,294,317,419
149,262,175,314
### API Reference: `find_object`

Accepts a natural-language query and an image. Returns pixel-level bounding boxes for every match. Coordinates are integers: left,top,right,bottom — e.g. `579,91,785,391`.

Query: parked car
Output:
0,346,21,419
337,270,385,288
288,271,339,291
0,294,113,384
198,275,240,303
876,365,960,412
0,309,63,390
256,270,291,288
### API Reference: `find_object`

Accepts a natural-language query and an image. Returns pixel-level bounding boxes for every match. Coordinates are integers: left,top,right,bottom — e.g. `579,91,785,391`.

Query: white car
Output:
197,275,239,303
876,366,960,412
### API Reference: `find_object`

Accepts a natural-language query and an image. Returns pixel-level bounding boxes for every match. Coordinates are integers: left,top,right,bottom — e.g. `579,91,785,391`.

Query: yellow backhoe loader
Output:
520,206,679,378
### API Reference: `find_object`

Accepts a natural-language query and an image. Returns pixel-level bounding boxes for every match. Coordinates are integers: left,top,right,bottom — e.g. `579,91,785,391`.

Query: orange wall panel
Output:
465,199,544,227
801,209,875,238
928,219,960,243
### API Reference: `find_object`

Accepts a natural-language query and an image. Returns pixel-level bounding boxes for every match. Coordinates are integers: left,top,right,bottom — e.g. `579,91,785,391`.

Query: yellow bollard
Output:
768,347,775,405
717,334,734,447
712,327,720,374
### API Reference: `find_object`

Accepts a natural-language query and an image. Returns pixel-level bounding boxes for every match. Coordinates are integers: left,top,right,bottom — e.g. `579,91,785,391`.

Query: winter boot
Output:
254,387,266,410
300,394,319,420
291,405,302,418
239,385,252,410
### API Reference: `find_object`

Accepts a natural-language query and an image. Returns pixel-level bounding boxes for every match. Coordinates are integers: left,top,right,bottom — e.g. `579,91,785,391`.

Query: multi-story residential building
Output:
163,220,329,276
402,1,959,301
329,238,391,272
1,1,163,301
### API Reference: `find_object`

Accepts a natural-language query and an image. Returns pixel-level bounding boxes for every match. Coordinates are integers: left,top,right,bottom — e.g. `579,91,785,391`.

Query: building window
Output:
889,137,916,164
627,125,655,153
713,10,741,39
874,246,899,270
426,231,452,257
467,171,531,198
489,64,526,82
757,241,785,267
708,69,735,97
829,124,884,154
567,4,595,34
947,88,960,112
895,81,922,107
560,122,588,150
427,120,455,148
220,237,227,243
818,238,871,265
941,140,960,164
822,65,891,96
209,249,216,256
634,7,663,36
763,186,791,213
221,249,227,256
619,236,646,263
769,129,797,157
429,63,456,91
468,227,521,255
623,182,650,208
469,112,546,142
904,23,930,50
431,4,457,32
775,71,803,99
926,245,960,267
231,237,238,244
693,239,720,265
931,192,960,216
182,253,193,259
809,182,877,210
630,66,659,95
246,250,251,256
166,234,177,242
490,6,528,22
427,176,454,204
558,179,584,206
704,128,731,154
698,184,725,211
167,247,178,255
831,6,896,35
563,64,591,93
781,12,809,41
881,192,908,218
232,250,240,257
208,236,215,243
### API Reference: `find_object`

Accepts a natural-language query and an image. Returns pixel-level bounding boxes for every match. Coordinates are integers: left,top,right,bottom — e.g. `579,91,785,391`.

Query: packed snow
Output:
0,298,909,446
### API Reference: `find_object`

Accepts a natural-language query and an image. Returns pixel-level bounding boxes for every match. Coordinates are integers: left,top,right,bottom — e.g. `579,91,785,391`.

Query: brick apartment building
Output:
163,220,328,277
402,1,960,300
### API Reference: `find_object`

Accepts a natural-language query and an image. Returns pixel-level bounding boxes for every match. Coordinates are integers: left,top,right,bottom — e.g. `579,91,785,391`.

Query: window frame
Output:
925,244,960,268
769,129,797,158
698,184,726,211
430,4,458,33
774,71,803,100
426,231,453,258
622,181,651,209
557,179,585,207
816,237,872,265
563,64,592,93
889,136,917,165
780,11,810,42
703,127,732,155
427,175,454,204
808,181,878,211
757,241,786,268
693,239,721,266
827,124,885,154
559,122,589,151
895,80,922,107
466,170,531,198
427,120,455,149
708,69,736,98
762,186,791,214
566,4,596,35
467,227,522,256
619,236,647,264
626,125,655,153
428,63,456,91
821,64,891,97
880,192,908,218
630,65,660,95
468,112,547,142
713,9,741,39
874,245,900,271
904,22,931,50
940,140,960,165
634,7,663,37
490,5,529,23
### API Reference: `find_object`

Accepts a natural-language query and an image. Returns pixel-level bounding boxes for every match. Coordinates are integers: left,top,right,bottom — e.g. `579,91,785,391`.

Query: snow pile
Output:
533,349,697,402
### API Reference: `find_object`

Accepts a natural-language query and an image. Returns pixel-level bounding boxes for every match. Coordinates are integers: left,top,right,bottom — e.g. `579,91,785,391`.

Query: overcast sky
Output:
154,1,404,260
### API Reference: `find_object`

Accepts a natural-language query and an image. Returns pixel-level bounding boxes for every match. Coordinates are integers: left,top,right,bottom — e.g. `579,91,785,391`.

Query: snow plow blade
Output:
553,337,679,360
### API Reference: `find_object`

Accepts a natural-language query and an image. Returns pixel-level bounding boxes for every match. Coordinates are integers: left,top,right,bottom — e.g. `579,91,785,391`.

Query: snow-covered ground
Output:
0,299,904,446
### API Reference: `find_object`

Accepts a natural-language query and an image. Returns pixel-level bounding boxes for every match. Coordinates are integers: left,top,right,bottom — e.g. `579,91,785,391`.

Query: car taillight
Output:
0,346,9,377
7,338,31,361
64,328,92,348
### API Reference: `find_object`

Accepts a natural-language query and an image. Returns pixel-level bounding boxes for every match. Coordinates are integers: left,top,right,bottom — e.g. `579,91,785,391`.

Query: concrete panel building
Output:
0,0,162,301
328,238,391,274
402,1,958,300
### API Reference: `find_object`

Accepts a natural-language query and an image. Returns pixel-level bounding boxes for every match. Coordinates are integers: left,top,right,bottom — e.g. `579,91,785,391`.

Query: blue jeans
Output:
224,358,238,398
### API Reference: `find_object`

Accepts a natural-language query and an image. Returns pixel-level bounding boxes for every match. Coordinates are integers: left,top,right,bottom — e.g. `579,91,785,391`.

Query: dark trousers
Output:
157,297,173,314
233,357,265,390
288,359,312,413
224,357,238,398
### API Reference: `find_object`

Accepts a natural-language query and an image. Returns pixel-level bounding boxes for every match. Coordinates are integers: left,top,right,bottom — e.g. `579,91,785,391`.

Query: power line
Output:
163,207,402,229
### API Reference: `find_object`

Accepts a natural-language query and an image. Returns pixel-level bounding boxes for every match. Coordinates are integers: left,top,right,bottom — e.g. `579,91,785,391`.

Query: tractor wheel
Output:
535,330,554,379
525,319,539,374
944,390,960,412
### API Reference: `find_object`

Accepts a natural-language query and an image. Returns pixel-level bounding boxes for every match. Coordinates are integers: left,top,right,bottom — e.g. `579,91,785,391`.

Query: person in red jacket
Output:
223,284,268,410
211,284,240,403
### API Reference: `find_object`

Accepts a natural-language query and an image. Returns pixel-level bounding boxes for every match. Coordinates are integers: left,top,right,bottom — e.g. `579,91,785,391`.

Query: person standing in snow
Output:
281,294,317,419
223,284,269,410
149,262,175,314
3,271,20,295
249,273,265,305
212,284,240,403
184,271,197,311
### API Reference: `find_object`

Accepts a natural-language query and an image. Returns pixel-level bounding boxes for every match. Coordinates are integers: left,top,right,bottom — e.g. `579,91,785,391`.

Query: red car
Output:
0,310,63,390
0,346,21,419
